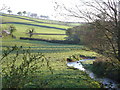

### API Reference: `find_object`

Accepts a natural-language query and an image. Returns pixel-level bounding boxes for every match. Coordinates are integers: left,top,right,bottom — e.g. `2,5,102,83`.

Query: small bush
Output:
1,45,53,88
92,56,120,82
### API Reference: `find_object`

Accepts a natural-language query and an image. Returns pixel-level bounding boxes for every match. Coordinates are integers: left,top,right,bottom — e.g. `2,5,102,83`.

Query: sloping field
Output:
1,39,100,88
1,14,81,26
1,14,73,40
1,14,71,29
0,14,101,88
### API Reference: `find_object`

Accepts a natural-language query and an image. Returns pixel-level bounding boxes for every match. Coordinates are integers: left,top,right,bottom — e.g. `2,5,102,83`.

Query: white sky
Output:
1,0,55,15
0,0,111,22
0,0,86,22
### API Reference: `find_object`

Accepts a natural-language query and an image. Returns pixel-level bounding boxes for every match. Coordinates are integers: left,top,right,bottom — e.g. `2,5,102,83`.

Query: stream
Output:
67,59,118,88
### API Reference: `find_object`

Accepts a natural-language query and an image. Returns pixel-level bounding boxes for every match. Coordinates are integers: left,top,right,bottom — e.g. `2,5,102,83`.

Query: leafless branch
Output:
0,4,10,11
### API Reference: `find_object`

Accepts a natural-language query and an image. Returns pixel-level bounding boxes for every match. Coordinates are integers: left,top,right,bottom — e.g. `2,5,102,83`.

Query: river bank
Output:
67,59,119,88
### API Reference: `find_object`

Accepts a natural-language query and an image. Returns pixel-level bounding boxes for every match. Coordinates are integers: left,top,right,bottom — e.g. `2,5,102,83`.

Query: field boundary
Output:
20,37,79,44
1,22,66,30
26,33,66,35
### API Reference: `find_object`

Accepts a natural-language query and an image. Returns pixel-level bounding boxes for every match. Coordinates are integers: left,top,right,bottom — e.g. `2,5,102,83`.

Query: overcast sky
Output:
0,0,86,22
0,0,111,22
1,0,55,15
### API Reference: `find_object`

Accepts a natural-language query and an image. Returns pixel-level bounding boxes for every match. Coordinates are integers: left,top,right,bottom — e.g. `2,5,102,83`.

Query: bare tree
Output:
118,1,120,61
55,0,120,61
0,4,10,11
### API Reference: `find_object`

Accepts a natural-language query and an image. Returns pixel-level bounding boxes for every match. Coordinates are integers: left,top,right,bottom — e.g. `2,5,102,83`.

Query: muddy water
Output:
67,59,118,88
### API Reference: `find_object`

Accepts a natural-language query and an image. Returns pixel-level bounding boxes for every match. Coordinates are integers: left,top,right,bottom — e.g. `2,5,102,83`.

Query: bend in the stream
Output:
67,59,118,88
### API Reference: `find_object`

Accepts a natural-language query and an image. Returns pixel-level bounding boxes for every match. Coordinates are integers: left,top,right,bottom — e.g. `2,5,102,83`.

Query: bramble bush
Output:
1,45,53,88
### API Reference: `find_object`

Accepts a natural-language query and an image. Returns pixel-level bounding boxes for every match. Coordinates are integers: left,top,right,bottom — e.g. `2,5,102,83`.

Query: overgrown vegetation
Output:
67,22,120,83
82,56,120,85
92,57,120,82
55,0,120,85
61,0,120,61
1,45,53,88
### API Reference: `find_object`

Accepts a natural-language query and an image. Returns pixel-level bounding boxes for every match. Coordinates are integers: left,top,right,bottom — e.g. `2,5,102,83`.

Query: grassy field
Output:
2,24,66,40
1,38,101,88
0,14,102,88
1,14,71,29
1,14,72,40
1,14,81,26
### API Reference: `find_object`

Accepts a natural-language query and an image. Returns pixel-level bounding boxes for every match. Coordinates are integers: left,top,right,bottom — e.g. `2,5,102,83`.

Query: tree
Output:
0,4,10,11
17,11,22,16
23,11,26,16
8,25,16,38
30,13,37,18
66,27,81,43
27,28,35,38
55,0,120,61
7,10,12,14
66,24,94,44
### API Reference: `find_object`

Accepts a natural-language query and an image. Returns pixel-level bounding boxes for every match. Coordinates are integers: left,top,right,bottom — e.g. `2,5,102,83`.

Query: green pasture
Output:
1,15,71,29
0,14,102,88
2,23,67,40
1,38,101,88
1,16,33,23
2,14,59,23
1,38,97,69
2,14,81,26
1,14,72,40
1,36,100,88
1,39,97,54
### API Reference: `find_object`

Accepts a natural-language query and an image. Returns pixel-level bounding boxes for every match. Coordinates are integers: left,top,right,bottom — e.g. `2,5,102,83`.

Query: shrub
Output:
92,56,120,82
1,45,53,88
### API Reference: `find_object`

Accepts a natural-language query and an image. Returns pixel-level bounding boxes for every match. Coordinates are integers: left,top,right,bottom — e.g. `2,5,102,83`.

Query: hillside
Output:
0,14,103,88
1,14,75,40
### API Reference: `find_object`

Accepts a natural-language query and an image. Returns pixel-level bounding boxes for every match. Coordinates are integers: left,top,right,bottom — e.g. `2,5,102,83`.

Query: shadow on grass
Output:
2,22,66,30
20,37,80,44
